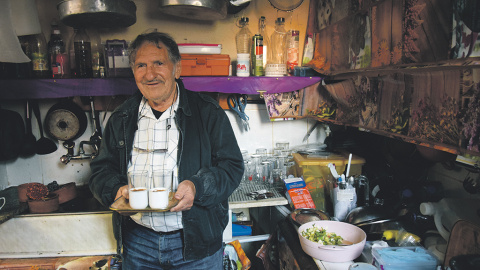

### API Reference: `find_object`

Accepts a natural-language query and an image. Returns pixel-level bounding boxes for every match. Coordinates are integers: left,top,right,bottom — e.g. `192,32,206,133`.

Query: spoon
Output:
32,101,58,155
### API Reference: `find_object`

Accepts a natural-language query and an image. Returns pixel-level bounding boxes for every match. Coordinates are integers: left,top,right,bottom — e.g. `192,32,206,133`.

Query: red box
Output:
180,54,230,76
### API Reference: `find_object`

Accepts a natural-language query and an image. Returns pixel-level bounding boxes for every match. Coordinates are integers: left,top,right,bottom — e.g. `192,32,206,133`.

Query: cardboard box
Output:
284,177,315,209
180,54,230,76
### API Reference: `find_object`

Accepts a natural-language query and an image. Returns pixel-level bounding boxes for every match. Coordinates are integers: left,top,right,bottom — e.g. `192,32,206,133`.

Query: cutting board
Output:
444,220,480,267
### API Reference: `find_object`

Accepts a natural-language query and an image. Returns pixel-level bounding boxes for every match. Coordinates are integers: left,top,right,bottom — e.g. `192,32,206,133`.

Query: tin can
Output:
252,34,264,76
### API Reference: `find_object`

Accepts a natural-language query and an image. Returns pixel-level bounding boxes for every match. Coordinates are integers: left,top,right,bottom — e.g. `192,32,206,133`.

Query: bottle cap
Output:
276,17,285,23
240,17,249,23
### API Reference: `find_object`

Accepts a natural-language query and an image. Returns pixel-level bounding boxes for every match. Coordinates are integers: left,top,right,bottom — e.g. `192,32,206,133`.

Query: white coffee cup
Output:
128,171,149,209
149,170,173,209
0,197,5,211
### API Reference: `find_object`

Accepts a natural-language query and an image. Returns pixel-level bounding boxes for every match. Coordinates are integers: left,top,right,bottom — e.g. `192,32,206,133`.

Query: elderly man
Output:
89,31,243,269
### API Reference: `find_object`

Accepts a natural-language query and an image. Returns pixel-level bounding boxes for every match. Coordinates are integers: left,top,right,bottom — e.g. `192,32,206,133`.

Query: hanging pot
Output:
158,0,228,21
57,0,137,29
44,100,88,142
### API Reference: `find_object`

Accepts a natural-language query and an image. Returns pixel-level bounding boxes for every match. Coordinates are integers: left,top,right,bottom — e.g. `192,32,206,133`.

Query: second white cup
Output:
149,170,173,209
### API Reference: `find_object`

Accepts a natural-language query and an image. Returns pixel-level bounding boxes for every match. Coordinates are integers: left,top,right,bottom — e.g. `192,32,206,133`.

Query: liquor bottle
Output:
48,21,70,78
31,32,51,78
73,28,93,78
89,29,104,78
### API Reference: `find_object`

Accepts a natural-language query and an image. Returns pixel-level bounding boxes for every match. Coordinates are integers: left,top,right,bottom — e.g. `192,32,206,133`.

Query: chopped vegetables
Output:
301,224,344,245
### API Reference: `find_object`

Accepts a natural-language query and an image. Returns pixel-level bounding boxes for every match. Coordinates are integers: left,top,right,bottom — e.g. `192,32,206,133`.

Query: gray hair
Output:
128,32,181,68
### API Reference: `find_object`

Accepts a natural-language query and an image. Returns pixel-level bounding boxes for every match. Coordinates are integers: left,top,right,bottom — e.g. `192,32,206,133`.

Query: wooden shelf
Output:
0,76,322,100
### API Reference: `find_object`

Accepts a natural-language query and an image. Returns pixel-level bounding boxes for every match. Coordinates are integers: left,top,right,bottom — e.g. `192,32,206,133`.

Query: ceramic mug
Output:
149,170,173,209
128,171,149,209
0,197,5,210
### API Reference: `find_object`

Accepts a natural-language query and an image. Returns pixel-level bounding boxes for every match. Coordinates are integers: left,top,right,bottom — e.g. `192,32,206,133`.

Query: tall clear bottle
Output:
258,16,269,71
235,17,252,77
31,32,51,78
68,29,77,77
73,28,93,78
48,20,70,78
266,17,287,76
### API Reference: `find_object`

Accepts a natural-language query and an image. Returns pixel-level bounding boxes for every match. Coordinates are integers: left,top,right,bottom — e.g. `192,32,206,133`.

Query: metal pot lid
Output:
268,0,304,11
290,208,330,226
158,0,227,21
57,0,137,28
45,109,86,141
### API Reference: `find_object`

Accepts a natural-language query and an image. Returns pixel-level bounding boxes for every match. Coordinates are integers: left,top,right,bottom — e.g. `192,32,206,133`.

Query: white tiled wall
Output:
0,101,324,188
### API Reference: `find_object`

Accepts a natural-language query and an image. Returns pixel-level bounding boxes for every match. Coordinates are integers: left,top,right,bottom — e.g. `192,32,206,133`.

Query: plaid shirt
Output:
129,90,183,232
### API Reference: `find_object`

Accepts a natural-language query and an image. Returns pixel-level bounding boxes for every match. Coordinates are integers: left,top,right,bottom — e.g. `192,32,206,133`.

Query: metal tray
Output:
109,193,178,213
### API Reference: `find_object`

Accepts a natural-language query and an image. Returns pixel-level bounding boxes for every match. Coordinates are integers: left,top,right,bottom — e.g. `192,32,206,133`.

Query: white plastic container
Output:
420,198,480,241
236,53,250,77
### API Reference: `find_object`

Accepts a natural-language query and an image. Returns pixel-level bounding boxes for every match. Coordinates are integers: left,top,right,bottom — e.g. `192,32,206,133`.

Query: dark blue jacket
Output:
89,79,244,260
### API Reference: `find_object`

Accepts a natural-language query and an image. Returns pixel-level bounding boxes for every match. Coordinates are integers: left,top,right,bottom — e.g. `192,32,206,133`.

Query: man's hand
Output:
115,185,137,216
115,185,129,201
170,180,196,212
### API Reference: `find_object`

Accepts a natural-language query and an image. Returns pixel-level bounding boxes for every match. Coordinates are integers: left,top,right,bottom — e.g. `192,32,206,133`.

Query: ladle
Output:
20,100,36,157
32,101,57,155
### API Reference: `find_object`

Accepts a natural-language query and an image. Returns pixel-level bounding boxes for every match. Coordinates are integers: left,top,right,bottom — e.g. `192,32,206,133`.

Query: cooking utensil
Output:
227,94,249,131
158,0,227,21
32,101,58,155
44,99,87,142
57,0,137,28
268,0,304,11
345,206,394,227
290,208,330,228
297,220,366,262
20,100,36,157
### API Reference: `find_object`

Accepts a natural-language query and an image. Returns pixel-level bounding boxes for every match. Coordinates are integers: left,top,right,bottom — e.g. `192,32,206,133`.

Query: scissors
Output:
227,94,250,130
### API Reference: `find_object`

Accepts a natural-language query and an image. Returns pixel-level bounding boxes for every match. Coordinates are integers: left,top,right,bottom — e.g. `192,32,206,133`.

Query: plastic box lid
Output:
178,43,222,54
372,247,438,270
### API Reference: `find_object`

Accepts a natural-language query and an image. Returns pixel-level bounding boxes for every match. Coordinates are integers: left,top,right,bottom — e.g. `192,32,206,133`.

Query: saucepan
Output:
57,0,136,28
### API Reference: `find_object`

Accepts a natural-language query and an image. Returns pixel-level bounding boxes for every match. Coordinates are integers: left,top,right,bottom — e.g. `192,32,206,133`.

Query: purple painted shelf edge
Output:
0,76,322,99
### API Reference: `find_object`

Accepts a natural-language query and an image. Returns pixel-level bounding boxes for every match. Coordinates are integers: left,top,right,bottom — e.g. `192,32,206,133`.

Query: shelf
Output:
0,76,322,100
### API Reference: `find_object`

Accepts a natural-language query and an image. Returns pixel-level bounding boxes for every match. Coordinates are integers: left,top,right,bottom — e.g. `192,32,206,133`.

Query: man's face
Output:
132,42,181,111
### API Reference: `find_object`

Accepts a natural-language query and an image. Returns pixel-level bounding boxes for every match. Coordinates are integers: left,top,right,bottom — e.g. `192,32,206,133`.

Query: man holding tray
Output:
89,31,244,269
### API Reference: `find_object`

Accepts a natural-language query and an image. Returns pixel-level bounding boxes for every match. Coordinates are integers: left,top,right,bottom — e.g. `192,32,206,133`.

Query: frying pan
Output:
44,99,88,142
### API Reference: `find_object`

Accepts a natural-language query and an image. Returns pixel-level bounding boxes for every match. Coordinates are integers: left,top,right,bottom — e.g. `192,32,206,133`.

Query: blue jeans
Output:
122,219,223,270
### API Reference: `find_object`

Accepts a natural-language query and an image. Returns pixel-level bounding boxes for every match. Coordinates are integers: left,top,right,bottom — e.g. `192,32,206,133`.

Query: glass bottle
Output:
30,32,51,78
89,29,104,78
68,29,77,77
235,17,252,77
15,35,34,79
266,17,287,76
258,16,269,71
48,21,70,78
73,28,93,78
